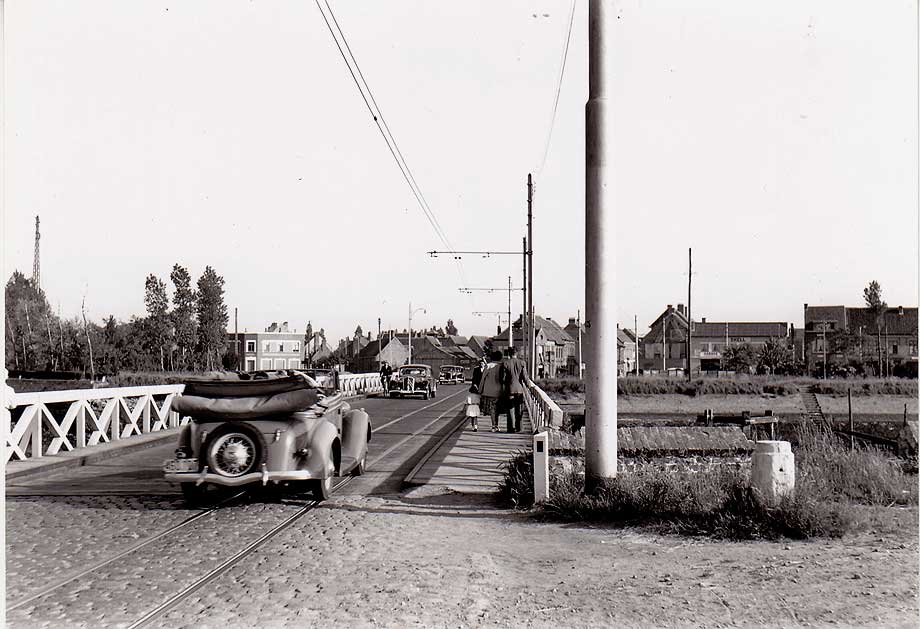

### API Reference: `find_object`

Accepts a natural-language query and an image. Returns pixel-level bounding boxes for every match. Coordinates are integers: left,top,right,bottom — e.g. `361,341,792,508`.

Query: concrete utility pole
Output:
577,309,583,379
584,0,617,490
408,302,426,364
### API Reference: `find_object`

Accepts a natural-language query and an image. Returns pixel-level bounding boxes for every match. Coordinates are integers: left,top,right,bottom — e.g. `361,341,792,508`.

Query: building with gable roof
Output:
803,303,917,376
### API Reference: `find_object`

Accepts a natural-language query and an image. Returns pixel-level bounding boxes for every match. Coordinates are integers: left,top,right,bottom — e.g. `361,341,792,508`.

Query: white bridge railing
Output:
3,374,386,463
338,372,383,396
3,385,187,463
523,377,564,431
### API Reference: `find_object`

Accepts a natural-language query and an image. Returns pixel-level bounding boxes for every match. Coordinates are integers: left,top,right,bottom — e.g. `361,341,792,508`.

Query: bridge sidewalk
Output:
404,410,533,494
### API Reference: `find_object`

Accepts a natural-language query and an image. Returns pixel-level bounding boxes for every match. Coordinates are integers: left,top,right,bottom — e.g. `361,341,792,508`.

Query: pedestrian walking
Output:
465,357,487,431
500,346,528,432
478,350,504,432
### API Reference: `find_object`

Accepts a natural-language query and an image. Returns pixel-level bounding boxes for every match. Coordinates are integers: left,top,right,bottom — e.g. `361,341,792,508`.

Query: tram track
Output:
7,390,468,628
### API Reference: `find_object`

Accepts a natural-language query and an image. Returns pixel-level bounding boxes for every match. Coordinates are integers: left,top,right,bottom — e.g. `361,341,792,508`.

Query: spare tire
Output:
204,422,265,477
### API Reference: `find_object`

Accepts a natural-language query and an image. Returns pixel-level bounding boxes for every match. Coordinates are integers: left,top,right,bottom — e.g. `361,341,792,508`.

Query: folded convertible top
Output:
174,373,321,420
173,388,321,420
182,373,312,398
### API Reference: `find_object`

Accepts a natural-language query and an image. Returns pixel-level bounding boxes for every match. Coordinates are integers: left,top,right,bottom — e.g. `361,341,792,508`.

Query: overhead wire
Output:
316,0,470,291
535,0,576,176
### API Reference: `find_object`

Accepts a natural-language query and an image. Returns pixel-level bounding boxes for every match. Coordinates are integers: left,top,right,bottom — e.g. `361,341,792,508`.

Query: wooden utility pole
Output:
235,307,241,371
577,309,583,379
848,388,854,450
687,248,692,381
523,236,528,368
527,173,534,375
634,314,639,376
584,0,617,489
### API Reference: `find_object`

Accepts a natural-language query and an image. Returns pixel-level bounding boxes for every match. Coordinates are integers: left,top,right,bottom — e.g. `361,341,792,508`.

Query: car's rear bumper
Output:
165,467,322,487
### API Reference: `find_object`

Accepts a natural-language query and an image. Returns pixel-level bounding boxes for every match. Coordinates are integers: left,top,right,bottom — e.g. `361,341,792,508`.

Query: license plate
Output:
164,458,198,473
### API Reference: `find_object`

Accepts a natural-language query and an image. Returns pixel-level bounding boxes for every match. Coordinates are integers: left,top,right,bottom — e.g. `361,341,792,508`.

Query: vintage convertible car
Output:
163,372,371,503
388,364,437,399
438,365,465,384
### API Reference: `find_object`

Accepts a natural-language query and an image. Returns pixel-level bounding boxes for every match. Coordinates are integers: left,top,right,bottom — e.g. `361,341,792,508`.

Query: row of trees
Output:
5,264,229,377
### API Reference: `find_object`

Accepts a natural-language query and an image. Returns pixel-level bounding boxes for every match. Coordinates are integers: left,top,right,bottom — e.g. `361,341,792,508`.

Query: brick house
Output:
692,319,790,372
803,303,918,375
227,321,304,372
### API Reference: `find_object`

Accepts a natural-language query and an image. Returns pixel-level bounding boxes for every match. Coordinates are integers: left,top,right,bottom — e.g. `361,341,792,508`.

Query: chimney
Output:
666,304,673,312
568,318,576,325
898,305,904,316
677,304,685,315
497,325,501,335
701,317,706,323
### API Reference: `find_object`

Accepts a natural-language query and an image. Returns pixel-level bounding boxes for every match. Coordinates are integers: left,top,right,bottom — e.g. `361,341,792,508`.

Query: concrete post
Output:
751,441,795,503
584,0,617,490
533,431,550,502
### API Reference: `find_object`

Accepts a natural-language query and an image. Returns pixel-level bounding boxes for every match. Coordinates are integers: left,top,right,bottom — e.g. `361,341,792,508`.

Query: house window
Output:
279,342,285,353
891,344,899,355
263,341,272,353
289,358,300,368
260,359,271,370
274,359,285,369
292,341,300,353
245,358,256,371
910,341,918,356
246,341,256,353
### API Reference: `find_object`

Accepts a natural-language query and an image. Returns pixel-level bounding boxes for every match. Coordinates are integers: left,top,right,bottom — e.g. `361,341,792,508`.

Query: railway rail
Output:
7,388,469,628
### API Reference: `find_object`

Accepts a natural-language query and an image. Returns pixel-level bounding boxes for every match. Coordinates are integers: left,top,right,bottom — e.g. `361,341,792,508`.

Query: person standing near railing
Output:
479,351,504,432
500,346,528,433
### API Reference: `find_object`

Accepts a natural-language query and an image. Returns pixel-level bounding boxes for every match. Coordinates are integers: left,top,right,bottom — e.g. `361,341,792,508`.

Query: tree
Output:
722,343,757,373
863,281,885,309
757,338,792,375
196,266,229,371
446,319,458,336
863,280,888,376
144,274,171,370
5,270,56,371
170,264,197,370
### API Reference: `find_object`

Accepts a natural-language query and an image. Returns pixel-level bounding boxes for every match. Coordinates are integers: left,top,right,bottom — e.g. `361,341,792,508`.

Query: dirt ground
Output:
153,486,920,629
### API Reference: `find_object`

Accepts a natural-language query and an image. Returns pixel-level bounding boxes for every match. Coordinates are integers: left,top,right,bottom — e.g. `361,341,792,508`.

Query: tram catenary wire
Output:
314,0,469,285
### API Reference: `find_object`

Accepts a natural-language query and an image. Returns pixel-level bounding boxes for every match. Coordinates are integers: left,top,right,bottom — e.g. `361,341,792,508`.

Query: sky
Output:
3,0,918,346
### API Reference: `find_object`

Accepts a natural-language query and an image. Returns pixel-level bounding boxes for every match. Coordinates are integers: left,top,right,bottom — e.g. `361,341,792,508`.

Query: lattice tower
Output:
32,215,40,289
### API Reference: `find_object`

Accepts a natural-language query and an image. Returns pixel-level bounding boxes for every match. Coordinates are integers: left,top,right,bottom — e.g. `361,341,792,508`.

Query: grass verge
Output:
498,423,917,539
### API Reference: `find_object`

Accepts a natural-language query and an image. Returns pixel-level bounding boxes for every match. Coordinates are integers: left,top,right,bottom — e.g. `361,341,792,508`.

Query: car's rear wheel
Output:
205,424,264,479
311,473,333,501
352,454,366,476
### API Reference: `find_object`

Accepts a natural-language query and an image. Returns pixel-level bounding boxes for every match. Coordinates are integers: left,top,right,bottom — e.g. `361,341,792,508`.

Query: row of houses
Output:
227,301,918,378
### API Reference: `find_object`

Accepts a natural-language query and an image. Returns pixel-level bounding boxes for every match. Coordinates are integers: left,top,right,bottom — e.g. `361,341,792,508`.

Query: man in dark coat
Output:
500,346,528,433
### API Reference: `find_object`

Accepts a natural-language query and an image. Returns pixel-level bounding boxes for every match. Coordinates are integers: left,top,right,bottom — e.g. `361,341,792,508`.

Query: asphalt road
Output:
5,383,470,498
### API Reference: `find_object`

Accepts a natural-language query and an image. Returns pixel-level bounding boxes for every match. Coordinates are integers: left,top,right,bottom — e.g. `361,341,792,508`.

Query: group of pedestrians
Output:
467,346,527,433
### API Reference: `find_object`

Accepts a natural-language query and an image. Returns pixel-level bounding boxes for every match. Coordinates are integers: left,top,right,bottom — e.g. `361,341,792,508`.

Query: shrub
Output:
536,465,853,539
106,371,200,387
495,451,534,508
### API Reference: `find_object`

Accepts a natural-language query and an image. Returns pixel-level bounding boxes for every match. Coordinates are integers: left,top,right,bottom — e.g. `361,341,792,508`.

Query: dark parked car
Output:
388,364,437,399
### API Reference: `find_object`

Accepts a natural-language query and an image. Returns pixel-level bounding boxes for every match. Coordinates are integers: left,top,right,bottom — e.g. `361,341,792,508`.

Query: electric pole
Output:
634,314,639,376
687,247,692,381
527,173,534,376
584,0,617,490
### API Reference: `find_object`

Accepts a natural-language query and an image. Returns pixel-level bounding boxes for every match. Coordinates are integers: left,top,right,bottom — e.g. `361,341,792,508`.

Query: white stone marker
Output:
751,440,795,503
533,431,549,503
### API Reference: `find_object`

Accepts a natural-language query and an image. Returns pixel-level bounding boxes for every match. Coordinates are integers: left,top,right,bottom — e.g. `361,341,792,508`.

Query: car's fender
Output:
341,408,371,463
301,419,339,478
